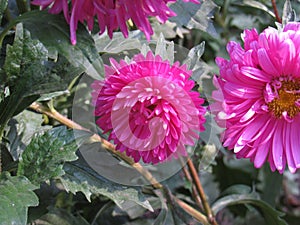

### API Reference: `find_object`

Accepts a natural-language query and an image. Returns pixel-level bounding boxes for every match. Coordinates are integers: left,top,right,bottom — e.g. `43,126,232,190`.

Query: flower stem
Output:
176,198,210,225
186,158,218,225
30,102,164,188
271,0,282,23
179,157,203,210
29,102,212,223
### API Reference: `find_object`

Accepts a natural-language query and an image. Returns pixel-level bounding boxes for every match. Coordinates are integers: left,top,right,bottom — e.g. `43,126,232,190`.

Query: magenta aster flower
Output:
91,51,206,164
31,0,199,45
212,22,300,173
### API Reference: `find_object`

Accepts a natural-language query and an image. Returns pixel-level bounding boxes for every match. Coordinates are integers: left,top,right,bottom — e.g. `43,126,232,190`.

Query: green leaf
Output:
94,30,143,54
169,0,219,37
183,42,205,71
0,0,8,24
3,23,47,84
182,42,210,82
0,23,82,125
152,21,186,39
282,0,296,26
0,23,45,124
17,126,80,185
0,172,39,225
257,165,282,206
0,143,14,171
243,0,275,18
212,185,288,225
59,161,153,212
17,10,103,80
154,33,174,64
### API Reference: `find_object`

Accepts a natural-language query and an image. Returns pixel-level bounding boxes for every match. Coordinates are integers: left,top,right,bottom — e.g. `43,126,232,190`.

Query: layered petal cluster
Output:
91,51,206,164
31,0,199,45
212,22,300,173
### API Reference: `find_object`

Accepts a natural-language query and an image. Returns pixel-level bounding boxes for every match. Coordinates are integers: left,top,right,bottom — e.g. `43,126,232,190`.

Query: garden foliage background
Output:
0,0,300,225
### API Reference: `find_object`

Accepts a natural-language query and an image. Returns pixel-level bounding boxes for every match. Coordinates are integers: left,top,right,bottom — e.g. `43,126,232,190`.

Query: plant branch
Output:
176,198,210,225
29,102,213,223
187,158,218,225
179,157,203,210
29,102,216,223
30,102,166,189
271,0,282,23
30,102,165,189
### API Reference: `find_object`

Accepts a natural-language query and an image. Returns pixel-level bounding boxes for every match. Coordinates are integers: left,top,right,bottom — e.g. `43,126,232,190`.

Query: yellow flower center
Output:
268,80,300,118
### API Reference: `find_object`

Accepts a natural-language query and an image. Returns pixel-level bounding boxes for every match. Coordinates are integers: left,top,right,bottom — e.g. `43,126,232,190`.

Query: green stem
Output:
222,0,231,21
187,159,218,225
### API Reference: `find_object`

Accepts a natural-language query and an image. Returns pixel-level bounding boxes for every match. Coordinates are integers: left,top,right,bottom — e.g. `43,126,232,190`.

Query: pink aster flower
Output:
31,0,200,45
212,22,300,173
91,51,206,164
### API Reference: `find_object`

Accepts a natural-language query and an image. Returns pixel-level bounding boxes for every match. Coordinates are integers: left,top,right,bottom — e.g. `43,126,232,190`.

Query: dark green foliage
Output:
17,127,79,185
0,172,38,225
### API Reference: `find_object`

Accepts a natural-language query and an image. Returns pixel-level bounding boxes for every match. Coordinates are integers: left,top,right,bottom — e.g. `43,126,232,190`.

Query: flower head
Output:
212,22,300,173
91,51,206,164
31,0,200,45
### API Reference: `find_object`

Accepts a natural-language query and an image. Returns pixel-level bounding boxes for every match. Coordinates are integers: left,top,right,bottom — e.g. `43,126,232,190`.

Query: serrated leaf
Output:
155,33,167,60
282,0,296,26
0,23,46,124
183,42,205,70
17,126,80,185
153,33,175,64
169,0,218,37
3,23,48,84
141,44,152,56
152,21,185,39
59,161,153,212
0,23,82,125
16,10,103,80
182,42,209,82
0,172,39,225
153,34,175,64
212,185,288,225
12,110,52,146
94,30,144,54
